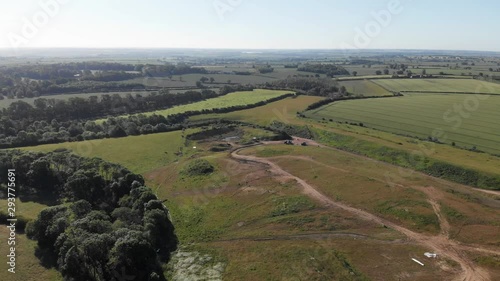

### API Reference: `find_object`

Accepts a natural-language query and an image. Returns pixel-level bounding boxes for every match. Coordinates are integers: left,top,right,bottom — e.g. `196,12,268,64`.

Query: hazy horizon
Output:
1,0,499,52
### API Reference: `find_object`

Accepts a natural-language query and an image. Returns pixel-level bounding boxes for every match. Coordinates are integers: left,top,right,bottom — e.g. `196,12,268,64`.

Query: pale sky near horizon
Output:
0,0,499,52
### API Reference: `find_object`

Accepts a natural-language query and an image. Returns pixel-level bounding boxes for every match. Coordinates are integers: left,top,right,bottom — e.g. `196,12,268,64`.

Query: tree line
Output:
297,64,350,77
0,149,178,280
0,78,146,99
1,89,219,123
262,77,340,96
0,89,292,148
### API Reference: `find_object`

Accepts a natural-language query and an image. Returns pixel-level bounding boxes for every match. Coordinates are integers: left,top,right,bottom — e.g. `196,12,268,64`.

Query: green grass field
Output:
96,89,293,122
373,79,500,94
190,95,323,126
339,80,392,96
307,94,500,154
0,228,62,281
21,130,196,174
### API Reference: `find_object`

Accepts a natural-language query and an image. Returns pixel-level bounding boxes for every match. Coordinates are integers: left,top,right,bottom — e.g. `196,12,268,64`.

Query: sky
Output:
0,0,499,52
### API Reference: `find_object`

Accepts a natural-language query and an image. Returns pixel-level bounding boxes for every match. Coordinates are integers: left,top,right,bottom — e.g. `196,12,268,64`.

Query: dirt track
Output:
231,142,498,281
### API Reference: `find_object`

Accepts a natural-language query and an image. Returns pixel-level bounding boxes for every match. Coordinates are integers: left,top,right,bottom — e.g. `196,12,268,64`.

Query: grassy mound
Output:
183,159,215,176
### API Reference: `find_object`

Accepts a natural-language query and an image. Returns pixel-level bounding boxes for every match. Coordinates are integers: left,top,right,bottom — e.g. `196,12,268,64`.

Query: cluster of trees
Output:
199,76,216,83
0,150,177,280
258,67,274,74
0,113,185,148
263,78,340,97
233,71,252,75
297,64,350,77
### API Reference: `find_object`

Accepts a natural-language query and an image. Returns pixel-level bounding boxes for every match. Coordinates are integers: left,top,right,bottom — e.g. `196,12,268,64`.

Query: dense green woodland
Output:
0,150,178,281
297,63,350,77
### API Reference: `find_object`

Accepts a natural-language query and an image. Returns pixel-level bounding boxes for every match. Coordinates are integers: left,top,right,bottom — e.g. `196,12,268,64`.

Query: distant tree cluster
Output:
0,150,177,281
263,78,340,96
258,67,274,74
297,64,350,77
233,71,252,75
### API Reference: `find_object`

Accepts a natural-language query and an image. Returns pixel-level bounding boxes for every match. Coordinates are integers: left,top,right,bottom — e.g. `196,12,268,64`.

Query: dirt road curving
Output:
231,144,496,281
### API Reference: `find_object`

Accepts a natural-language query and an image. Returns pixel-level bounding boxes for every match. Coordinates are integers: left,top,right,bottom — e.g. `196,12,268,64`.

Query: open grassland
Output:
0,199,50,221
373,79,500,94
0,228,62,281
21,130,196,174
147,149,455,280
308,94,500,155
339,80,393,96
239,144,500,245
190,95,323,126
96,89,293,122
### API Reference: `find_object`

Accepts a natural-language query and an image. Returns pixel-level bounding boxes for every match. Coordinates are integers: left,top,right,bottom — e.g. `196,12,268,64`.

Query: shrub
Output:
182,159,214,176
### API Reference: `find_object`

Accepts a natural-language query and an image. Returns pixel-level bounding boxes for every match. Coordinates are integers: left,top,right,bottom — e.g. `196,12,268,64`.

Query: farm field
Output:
342,65,390,76
96,89,294,122
339,80,392,96
307,94,500,154
190,95,323,126
125,73,277,87
373,79,500,94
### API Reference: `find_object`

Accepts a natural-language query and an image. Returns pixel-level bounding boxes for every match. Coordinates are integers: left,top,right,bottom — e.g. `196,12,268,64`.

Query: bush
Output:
182,159,214,176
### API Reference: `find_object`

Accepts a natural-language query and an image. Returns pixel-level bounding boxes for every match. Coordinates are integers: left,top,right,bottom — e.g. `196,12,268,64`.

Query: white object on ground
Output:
424,252,437,258
412,258,425,266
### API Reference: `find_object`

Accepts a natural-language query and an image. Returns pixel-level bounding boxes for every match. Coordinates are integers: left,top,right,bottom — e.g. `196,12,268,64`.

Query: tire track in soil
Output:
231,144,493,281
